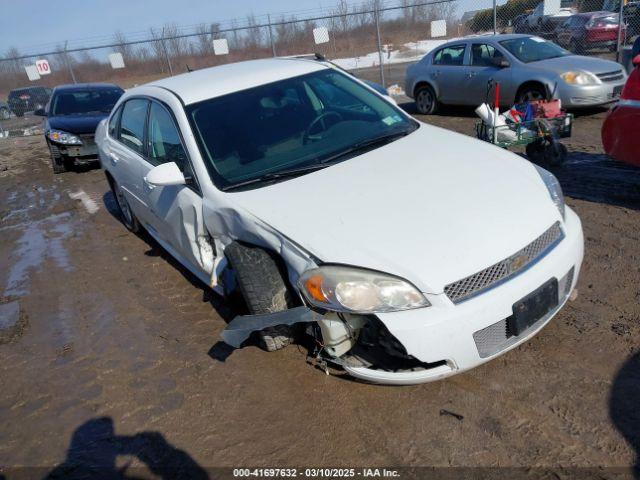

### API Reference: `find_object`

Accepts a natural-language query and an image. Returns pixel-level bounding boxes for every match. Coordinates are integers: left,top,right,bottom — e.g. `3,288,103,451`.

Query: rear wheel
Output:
224,242,297,352
109,177,141,233
414,85,438,115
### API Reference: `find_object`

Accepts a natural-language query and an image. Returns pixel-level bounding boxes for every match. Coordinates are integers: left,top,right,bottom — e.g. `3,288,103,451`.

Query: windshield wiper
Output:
314,129,412,165
221,162,334,191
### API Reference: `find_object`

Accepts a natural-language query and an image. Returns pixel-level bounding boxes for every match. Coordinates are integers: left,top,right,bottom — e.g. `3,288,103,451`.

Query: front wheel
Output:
517,85,547,103
414,85,438,115
224,242,297,352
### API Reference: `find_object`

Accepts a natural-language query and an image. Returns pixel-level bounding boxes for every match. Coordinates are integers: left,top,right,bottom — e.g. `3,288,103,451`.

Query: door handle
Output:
468,72,477,78
110,153,119,165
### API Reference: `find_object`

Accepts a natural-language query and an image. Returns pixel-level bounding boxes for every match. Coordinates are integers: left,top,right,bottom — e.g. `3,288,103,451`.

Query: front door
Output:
464,43,514,106
139,101,212,279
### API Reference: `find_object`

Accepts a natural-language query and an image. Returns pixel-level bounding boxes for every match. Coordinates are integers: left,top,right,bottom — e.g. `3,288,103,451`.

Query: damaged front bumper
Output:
220,208,583,385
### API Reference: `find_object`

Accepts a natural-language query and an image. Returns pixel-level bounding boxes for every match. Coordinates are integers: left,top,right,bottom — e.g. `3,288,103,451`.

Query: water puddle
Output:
4,212,75,297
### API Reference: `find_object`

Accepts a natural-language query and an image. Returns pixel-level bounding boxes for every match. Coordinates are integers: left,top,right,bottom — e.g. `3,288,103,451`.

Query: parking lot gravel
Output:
0,105,639,478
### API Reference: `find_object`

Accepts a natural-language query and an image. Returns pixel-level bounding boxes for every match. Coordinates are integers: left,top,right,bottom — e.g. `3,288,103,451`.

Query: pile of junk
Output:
475,81,573,165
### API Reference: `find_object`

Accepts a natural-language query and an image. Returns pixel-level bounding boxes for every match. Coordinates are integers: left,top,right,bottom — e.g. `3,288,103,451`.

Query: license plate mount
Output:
507,278,558,338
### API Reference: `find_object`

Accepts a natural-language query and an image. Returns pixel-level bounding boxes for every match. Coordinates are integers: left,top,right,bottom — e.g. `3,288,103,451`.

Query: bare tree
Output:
195,23,213,55
244,13,264,50
113,31,135,62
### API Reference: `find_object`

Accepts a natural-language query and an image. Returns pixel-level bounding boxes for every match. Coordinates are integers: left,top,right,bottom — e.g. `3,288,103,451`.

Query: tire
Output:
108,177,141,233
526,138,567,166
49,144,67,174
0,107,9,120
414,84,438,115
224,242,296,352
517,84,547,103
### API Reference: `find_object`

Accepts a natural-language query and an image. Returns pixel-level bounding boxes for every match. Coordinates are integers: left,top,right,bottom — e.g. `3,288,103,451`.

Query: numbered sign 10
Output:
35,59,51,75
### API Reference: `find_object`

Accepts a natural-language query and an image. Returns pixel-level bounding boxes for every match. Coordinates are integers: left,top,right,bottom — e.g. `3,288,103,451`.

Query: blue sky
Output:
1,0,342,54
2,0,495,55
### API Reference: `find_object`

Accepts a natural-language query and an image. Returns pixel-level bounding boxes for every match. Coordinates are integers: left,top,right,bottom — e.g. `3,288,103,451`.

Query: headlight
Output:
560,71,600,85
298,265,430,314
535,165,565,220
47,129,82,145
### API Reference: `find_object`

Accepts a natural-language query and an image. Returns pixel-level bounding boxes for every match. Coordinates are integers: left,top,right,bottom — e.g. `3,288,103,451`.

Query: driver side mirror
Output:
492,57,510,68
633,54,640,68
34,108,46,117
145,162,186,187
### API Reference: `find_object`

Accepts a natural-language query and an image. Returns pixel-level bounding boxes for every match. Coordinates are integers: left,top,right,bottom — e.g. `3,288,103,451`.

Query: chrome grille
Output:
596,70,624,83
444,222,564,303
473,267,575,358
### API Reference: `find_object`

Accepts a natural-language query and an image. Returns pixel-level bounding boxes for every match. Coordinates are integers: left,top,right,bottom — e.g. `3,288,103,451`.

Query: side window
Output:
108,105,122,137
118,99,149,155
471,44,504,67
433,45,466,66
147,102,188,169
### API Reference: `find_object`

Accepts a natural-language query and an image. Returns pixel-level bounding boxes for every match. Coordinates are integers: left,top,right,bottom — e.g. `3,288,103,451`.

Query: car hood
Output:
228,124,561,293
533,54,624,75
47,114,108,134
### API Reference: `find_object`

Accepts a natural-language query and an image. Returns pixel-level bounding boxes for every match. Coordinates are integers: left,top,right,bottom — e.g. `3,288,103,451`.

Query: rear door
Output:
138,100,210,277
431,44,468,104
108,98,150,220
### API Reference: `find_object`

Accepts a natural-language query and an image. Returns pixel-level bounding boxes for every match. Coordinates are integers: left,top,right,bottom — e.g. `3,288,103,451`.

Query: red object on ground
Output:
602,62,640,167
530,99,563,118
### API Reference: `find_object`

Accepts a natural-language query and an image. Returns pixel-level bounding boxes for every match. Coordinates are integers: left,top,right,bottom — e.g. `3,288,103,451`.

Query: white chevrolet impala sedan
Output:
96,57,584,385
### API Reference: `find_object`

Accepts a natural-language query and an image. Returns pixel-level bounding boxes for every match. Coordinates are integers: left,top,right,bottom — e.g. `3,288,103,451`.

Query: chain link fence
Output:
0,0,637,136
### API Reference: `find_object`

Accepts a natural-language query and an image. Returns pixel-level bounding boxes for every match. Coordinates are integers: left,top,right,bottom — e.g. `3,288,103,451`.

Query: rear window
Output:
118,99,149,155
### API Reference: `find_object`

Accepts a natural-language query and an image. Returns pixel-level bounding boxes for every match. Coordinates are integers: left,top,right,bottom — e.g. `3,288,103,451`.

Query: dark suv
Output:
8,86,52,117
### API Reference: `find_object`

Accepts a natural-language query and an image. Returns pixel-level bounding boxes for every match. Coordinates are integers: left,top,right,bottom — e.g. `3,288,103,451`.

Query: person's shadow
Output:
610,352,640,478
44,417,209,480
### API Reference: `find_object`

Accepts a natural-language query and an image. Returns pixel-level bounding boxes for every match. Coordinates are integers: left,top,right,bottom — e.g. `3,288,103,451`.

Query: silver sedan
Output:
405,34,627,114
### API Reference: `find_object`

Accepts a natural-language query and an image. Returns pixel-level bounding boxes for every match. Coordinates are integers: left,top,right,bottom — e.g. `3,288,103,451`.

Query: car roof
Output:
146,58,328,105
574,10,615,16
53,83,122,92
434,33,534,49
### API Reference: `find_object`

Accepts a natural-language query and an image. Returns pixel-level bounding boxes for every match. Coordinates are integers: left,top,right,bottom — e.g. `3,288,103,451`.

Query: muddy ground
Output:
0,105,639,479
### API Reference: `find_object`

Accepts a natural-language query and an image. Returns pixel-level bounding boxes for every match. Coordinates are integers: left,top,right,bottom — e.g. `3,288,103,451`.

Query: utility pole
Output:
268,14,277,57
64,41,77,84
616,0,624,62
374,2,385,87
493,0,497,35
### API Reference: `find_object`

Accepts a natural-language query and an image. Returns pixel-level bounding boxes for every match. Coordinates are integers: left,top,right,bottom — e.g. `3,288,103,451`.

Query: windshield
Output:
500,37,571,63
187,69,417,190
51,88,123,116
